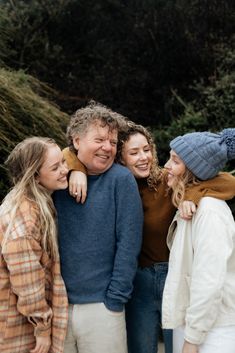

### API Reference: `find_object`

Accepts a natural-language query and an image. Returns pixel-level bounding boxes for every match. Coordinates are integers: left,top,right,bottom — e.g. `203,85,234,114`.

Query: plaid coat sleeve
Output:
2,203,52,337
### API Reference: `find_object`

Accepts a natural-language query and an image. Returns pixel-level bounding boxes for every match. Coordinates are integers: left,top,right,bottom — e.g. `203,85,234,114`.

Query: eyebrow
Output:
46,160,61,169
171,153,183,162
94,134,117,141
127,144,150,150
170,151,177,158
127,147,139,151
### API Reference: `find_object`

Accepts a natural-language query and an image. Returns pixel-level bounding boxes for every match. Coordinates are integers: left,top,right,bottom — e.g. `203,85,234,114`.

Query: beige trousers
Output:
63,303,127,353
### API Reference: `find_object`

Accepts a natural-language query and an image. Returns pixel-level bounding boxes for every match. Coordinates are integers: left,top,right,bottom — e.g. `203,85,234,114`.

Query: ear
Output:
73,136,80,150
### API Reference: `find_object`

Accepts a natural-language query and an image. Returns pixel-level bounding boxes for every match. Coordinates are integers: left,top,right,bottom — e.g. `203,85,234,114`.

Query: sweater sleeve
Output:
184,204,234,344
185,172,235,206
104,173,144,312
63,147,87,174
2,210,52,337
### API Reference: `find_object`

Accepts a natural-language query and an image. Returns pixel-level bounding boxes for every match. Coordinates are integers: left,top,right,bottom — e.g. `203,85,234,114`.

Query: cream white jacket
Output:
162,197,235,345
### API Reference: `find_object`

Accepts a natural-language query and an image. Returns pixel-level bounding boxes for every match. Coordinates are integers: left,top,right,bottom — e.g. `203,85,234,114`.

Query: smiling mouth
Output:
167,173,174,178
136,163,149,170
59,177,67,182
96,154,110,160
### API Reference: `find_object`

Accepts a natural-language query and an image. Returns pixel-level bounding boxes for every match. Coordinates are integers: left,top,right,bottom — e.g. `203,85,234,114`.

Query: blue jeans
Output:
126,263,172,353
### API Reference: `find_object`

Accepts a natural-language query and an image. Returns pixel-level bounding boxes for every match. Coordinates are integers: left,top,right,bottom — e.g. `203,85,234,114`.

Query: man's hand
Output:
178,201,196,220
182,340,199,353
69,171,87,203
30,335,51,353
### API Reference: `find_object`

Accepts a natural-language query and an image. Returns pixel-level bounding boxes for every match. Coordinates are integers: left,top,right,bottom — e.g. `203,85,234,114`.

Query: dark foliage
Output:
0,0,234,211
1,0,234,125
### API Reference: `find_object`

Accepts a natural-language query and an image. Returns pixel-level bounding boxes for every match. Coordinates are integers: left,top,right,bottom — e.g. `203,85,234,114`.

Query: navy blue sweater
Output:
53,163,143,311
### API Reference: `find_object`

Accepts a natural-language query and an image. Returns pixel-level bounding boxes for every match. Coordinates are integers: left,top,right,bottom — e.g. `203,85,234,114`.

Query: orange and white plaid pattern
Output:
0,199,68,352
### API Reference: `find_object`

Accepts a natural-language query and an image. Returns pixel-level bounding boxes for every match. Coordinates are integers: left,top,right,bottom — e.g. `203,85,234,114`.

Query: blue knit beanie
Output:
170,128,235,180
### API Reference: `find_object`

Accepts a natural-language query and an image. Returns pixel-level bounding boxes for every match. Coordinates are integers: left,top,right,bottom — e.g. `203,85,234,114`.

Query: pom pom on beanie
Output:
221,128,235,160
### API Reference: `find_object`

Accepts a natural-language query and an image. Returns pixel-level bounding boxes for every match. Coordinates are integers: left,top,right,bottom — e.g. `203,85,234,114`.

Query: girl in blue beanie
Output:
162,128,235,353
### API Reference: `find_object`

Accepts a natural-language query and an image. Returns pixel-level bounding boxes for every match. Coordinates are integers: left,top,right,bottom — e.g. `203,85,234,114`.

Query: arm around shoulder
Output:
63,147,88,202
63,147,87,173
185,172,235,206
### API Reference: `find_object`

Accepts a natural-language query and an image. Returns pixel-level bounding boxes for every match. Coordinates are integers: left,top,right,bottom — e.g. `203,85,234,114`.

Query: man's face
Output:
73,122,118,175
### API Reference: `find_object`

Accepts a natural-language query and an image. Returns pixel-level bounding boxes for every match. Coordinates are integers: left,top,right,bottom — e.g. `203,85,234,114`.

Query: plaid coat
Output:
0,198,68,353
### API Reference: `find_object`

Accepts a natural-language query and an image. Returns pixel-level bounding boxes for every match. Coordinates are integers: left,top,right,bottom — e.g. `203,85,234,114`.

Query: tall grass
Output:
0,68,69,200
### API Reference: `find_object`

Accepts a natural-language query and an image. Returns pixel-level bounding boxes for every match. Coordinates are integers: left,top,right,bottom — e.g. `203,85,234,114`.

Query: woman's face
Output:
164,149,186,188
121,133,153,179
37,145,68,192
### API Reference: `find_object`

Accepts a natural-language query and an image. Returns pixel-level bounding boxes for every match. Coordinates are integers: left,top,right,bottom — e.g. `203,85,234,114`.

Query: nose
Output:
139,151,148,160
101,140,112,151
164,159,170,169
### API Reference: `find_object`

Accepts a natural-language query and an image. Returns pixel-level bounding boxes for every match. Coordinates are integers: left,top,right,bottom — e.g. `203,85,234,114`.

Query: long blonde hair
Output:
169,169,200,208
1,137,59,259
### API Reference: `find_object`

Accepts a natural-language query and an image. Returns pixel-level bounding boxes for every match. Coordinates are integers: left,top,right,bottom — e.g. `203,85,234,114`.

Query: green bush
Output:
152,44,235,170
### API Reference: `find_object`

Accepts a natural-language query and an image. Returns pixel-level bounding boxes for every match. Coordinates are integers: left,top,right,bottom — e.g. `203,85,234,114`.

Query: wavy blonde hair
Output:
116,121,162,190
168,168,200,208
1,137,59,259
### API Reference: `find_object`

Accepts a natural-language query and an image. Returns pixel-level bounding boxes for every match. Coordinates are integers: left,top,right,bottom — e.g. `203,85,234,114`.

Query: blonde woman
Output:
0,137,68,353
163,129,235,353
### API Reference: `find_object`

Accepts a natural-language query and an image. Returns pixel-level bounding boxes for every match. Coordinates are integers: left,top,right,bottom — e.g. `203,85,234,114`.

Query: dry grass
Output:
0,68,70,200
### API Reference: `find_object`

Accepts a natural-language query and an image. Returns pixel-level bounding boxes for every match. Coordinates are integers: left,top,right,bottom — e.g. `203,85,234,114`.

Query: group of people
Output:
0,101,235,353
